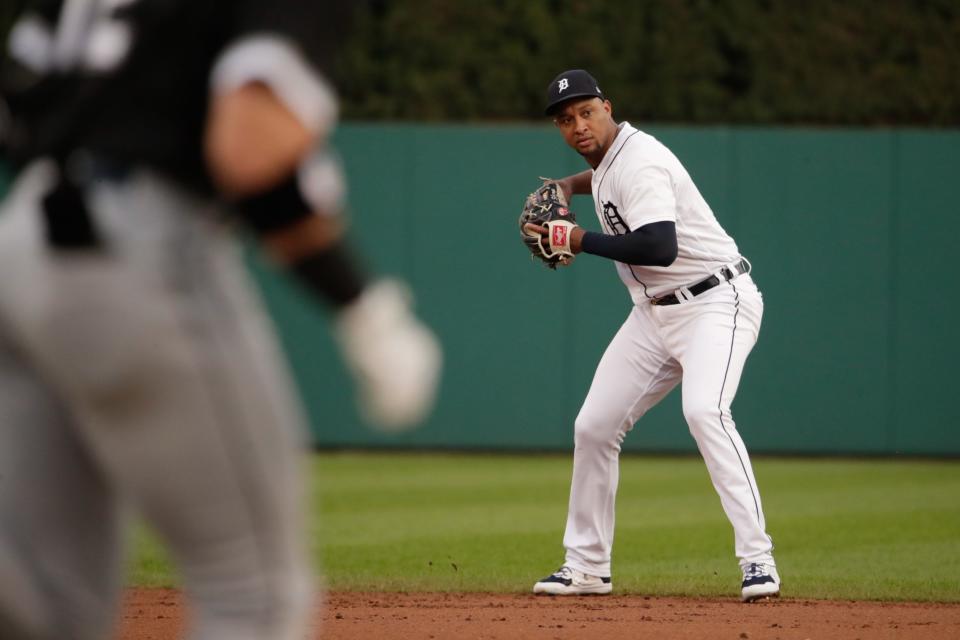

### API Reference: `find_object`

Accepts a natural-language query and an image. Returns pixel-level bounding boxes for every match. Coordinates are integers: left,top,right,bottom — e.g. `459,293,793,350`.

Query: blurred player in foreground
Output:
0,1,440,638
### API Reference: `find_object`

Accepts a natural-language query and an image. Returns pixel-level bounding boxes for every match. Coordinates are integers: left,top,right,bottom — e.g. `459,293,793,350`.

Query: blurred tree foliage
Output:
335,0,960,124
0,1,956,124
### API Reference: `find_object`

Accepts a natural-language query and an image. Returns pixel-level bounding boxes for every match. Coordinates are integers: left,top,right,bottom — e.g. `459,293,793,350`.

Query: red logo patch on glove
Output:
552,224,568,248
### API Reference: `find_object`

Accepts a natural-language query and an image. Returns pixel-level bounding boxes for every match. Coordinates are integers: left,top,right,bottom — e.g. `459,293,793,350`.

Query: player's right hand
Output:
334,280,442,432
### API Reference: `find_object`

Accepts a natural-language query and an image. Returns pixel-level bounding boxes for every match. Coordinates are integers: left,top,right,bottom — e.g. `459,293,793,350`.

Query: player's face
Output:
553,98,617,166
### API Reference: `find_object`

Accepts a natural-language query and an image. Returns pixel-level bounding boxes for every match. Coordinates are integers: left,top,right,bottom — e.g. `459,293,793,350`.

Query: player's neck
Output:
584,124,619,169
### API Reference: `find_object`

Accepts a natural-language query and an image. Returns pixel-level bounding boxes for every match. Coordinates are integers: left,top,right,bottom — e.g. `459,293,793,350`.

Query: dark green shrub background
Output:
336,0,960,125
3,1,957,125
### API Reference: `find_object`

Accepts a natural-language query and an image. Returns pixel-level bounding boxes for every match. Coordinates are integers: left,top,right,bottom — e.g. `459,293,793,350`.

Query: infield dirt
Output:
119,588,960,639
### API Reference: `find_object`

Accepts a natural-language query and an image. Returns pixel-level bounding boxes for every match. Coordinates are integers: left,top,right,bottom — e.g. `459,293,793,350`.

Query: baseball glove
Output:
518,180,577,269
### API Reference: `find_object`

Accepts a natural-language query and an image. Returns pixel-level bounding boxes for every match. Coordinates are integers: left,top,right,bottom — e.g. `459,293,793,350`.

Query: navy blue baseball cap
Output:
544,69,605,116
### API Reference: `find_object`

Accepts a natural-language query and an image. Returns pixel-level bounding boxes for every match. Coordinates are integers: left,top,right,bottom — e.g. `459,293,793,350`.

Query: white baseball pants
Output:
562,274,774,577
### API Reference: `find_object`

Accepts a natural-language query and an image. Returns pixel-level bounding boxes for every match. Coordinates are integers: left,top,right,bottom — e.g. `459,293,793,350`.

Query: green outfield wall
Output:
2,126,958,455
248,125,959,456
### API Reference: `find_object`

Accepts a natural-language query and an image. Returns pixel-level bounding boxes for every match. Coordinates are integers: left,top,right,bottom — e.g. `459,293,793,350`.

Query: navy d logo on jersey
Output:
602,201,629,236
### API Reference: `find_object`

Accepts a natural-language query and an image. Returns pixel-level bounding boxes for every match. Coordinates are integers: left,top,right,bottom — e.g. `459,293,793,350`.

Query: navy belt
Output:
651,258,750,306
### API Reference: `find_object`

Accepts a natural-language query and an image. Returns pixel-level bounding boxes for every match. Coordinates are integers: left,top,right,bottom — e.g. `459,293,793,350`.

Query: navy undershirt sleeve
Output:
580,221,678,266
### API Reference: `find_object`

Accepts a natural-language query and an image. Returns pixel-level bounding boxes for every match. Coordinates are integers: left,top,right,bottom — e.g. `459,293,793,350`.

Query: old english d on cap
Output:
545,69,605,116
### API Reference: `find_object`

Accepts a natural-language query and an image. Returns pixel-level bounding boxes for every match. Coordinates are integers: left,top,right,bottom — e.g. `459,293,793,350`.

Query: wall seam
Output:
886,131,900,453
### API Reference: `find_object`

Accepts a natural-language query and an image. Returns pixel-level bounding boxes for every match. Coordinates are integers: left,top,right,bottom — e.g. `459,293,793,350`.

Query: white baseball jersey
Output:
590,122,742,302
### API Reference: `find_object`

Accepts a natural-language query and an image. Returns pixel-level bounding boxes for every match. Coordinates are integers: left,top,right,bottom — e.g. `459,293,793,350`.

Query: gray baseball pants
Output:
0,161,314,640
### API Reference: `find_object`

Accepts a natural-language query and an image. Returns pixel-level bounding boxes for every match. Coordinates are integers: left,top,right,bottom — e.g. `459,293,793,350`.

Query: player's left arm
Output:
577,221,677,266
207,0,361,271
205,81,365,307
525,220,676,266
204,19,441,431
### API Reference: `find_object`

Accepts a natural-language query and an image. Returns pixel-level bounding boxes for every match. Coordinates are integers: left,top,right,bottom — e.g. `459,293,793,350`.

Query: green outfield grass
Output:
129,453,960,602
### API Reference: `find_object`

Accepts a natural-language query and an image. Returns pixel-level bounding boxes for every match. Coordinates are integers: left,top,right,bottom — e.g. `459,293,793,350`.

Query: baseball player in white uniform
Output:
526,70,780,602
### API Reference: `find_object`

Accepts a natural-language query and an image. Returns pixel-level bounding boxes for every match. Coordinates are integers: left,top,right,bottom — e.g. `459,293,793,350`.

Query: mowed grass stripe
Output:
129,453,960,602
